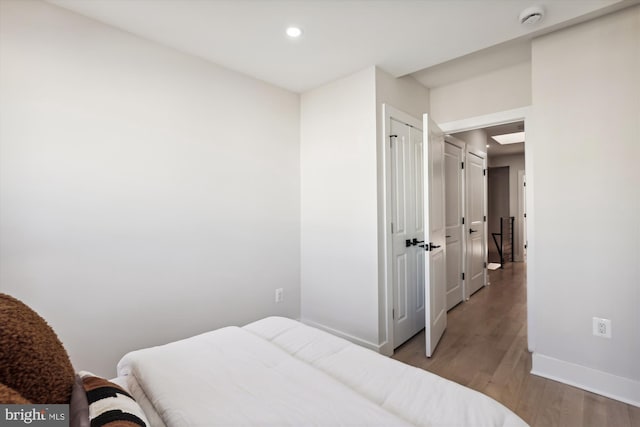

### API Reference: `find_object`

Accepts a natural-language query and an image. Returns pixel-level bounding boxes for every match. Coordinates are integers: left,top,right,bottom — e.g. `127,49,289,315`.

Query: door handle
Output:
407,238,425,247
430,243,441,249
421,242,441,251
469,228,478,234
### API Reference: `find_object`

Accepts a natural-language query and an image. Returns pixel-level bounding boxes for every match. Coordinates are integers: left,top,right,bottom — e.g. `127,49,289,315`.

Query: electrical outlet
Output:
275,288,284,303
592,317,612,338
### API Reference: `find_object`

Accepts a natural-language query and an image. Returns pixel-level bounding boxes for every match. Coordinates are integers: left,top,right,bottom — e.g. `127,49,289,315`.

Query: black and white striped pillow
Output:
79,372,148,427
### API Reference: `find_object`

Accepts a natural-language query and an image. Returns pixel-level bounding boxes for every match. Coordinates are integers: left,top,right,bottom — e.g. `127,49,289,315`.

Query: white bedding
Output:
117,317,528,427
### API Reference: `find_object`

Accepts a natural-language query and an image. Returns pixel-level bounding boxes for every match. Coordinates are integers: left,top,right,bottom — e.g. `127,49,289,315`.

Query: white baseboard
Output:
300,318,383,353
532,353,640,407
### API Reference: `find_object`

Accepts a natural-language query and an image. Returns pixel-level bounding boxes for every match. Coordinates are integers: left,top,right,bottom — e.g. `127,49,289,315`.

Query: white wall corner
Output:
532,353,640,407
300,318,385,353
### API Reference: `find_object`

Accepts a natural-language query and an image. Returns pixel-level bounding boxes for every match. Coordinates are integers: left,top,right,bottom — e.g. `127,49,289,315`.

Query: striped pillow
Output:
79,372,148,427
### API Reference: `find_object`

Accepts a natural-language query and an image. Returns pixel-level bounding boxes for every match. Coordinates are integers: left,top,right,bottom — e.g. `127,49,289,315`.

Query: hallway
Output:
392,263,639,426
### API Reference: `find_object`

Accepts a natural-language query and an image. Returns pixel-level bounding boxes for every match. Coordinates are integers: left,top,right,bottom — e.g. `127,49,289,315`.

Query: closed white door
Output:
423,115,446,357
444,142,464,310
390,118,425,348
466,151,487,298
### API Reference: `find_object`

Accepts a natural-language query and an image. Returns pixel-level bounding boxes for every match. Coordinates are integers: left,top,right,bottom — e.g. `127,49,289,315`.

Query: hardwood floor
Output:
392,262,640,426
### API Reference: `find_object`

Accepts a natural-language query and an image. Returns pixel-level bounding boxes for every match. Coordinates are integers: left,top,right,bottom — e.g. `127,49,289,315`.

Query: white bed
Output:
116,316,528,427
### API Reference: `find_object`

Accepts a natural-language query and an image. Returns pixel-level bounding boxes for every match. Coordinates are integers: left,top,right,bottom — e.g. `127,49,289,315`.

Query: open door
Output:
423,114,447,357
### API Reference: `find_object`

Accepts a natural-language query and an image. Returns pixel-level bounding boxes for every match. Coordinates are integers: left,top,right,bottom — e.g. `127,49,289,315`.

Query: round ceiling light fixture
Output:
286,26,302,38
519,6,545,25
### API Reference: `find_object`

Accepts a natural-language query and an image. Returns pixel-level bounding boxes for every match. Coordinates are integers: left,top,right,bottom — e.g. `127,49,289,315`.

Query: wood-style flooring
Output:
391,262,640,427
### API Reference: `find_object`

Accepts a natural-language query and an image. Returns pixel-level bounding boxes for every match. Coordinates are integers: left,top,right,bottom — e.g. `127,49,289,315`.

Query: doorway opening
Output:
453,121,526,270
383,106,533,356
440,107,533,353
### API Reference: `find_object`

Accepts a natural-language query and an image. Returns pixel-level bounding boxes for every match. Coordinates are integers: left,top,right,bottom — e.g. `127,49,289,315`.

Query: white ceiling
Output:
47,0,633,93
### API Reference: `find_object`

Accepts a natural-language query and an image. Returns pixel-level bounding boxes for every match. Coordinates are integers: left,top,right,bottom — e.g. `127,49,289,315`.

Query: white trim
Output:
381,104,423,355
466,145,487,160
439,107,531,134
517,170,527,262
532,353,640,408
384,104,422,130
436,106,535,352
444,135,466,150
300,318,383,353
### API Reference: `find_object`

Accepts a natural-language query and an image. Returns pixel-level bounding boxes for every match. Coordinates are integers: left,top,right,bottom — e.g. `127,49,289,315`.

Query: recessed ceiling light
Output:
286,27,302,38
491,131,525,145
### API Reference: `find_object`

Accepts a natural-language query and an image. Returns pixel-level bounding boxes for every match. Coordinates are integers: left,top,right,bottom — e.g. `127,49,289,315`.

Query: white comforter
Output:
117,317,528,427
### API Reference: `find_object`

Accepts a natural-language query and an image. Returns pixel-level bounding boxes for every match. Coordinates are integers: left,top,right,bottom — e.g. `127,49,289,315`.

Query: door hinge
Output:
392,309,395,320
484,262,487,269
524,181,527,187
461,161,464,170
390,134,397,148
391,222,394,233
524,213,527,218
462,272,465,280
462,217,465,225
483,169,487,176
484,215,487,222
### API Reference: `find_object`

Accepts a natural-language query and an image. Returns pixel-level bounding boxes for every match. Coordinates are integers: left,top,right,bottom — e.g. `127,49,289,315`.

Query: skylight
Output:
491,131,525,145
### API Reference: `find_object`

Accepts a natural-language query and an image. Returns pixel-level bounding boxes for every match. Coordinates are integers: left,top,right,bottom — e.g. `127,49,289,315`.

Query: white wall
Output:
488,154,526,261
375,69,430,121
0,0,301,376
300,67,379,346
430,61,531,124
300,67,429,349
530,6,640,404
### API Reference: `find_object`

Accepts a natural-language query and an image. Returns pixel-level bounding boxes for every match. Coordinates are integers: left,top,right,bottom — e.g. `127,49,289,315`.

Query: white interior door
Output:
465,151,487,298
423,115,446,357
390,118,425,348
444,141,464,311
412,127,426,333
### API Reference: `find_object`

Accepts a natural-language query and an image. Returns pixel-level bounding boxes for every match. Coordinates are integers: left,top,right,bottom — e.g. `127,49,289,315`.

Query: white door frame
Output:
381,104,423,356
517,170,527,262
439,107,534,352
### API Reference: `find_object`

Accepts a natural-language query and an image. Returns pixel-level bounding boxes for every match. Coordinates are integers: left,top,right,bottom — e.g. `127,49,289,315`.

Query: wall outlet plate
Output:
275,288,284,303
592,317,612,338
